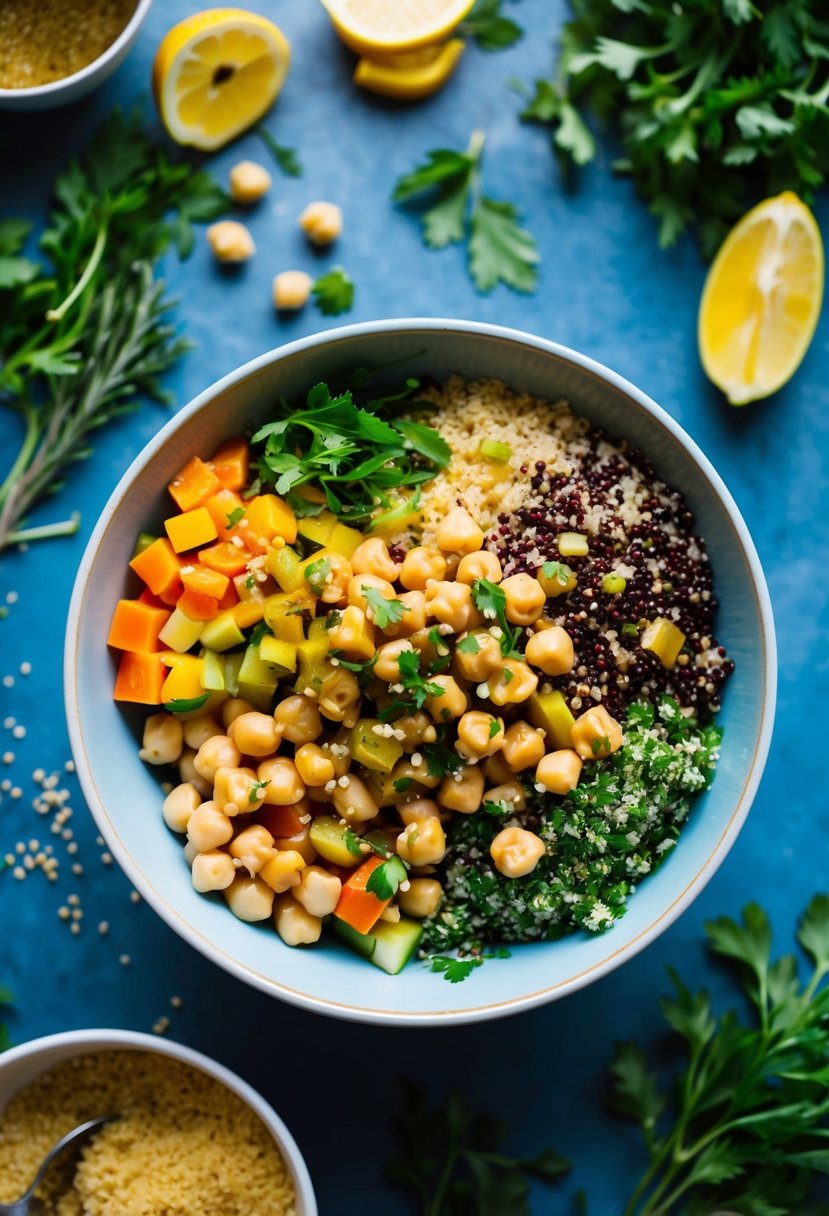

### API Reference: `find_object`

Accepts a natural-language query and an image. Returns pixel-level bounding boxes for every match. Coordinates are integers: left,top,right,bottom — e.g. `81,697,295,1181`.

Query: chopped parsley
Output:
428,947,511,983
393,649,445,711
248,779,269,805
248,621,273,647
312,266,354,317
366,854,408,901
393,776,414,793
226,506,245,528
542,560,572,587
163,693,210,714
488,719,501,740
244,574,255,590
343,828,365,858
304,556,332,596
456,633,481,655
362,586,406,629
471,578,520,657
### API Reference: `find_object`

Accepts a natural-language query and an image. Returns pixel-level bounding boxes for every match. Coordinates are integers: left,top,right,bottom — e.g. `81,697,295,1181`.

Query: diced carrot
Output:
233,600,265,628
167,456,222,513
199,541,251,578
181,565,230,600
256,804,308,838
130,538,182,604
210,437,250,492
205,488,246,542
113,652,166,704
333,855,390,935
165,507,218,554
137,588,166,609
107,599,171,653
178,587,221,621
218,581,240,610
242,494,297,545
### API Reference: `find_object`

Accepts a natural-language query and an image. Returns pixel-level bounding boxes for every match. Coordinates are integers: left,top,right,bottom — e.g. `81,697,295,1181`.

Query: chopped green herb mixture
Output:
423,698,722,953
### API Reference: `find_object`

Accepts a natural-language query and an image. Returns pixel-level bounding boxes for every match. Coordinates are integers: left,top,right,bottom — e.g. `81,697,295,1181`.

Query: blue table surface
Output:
1,2,827,1211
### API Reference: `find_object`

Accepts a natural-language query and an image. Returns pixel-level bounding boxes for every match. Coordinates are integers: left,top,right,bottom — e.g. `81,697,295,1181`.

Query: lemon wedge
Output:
353,40,465,99
321,0,475,55
152,8,290,151
698,192,824,405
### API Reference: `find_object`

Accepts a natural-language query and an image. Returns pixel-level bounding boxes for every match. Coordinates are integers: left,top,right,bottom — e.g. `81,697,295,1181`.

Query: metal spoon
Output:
0,1115,115,1216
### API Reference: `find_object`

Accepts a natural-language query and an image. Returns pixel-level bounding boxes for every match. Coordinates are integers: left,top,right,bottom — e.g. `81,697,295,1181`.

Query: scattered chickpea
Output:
399,546,446,590
490,826,546,878
436,506,484,555
486,659,538,706
456,710,505,759
293,865,342,918
273,893,323,945
229,160,272,204
206,220,255,264
225,875,274,922
535,749,583,795
399,878,442,919
500,573,546,626
299,200,343,245
524,625,575,677
139,714,183,766
437,765,484,814
424,674,468,722
571,705,624,760
273,270,313,311
397,816,446,866
501,721,546,772
456,551,502,585
295,743,335,786
351,537,400,581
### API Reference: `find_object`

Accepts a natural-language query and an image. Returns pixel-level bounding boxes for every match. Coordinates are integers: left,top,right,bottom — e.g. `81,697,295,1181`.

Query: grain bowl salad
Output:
108,374,732,976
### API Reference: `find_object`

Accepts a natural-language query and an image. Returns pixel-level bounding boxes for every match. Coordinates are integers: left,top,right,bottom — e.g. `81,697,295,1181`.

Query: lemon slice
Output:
353,40,465,99
152,8,290,151
321,0,475,54
698,192,824,405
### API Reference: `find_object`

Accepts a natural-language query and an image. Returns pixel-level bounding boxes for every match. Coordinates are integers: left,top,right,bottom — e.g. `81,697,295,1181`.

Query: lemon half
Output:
153,8,290,151
698,192,824,405
354,40,465,100
321,0,475,55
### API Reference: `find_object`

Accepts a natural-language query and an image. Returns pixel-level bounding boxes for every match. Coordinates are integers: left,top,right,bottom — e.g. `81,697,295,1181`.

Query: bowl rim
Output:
0,1027,317,1213
65,317,777,1027
0,0,154,99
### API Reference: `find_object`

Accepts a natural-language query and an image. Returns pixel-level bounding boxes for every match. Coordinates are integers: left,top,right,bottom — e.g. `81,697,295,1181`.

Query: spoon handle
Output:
0,1114,116,1215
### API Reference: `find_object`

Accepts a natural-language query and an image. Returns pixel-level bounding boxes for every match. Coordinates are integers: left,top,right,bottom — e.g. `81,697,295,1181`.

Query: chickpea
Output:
389,757,440,792
438,765,484,814
424,674,468,722
274,694,323,745
483,751,514,787
229,159,272,204
485,781,527,812
273,893,323,945
318,668,360,721
324,730,352,777
500,573,546,626
399,546,446,590
570,705,624,760
295,742,335,786
537,562,577,598
393,711,437,751
490,826,546,878
486,660,538,706
502,721,546,772
139,713,183,766
206,219,255,263
383,590,427,639
229,824,275,875
326,605,375,660
347,573,396,612
257,757,305,804
229,711,280,757
162,782,201,834
398,798,441,826
193,734,241,783
456,551,502,585
426,580,474,632
222,698,255,729
315,553,353,604
453,630,503,682
536,749,583,794
183,838,199,867
259,848,307,894
178,748,212,799
396,815,446,866
351,537,400,581
332,773,380,823
213,765,260,815
398,877,442,919
187,802,233,852
293,865,342,918
436,506,484,555
525,625,575,677
225,875,274,922
299,200,342,245
183,715,222,751
191,850,236,893
456,710,505,759
374,639,416,682
273,270,312,311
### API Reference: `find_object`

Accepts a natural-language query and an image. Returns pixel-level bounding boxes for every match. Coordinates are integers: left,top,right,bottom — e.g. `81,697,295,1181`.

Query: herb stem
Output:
5,512,81,544
424,1125,459,1216
46,222,107,324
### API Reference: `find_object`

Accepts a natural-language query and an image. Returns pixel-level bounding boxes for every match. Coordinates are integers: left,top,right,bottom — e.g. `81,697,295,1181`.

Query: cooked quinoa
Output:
0,0,137,89
0,1051,296,1216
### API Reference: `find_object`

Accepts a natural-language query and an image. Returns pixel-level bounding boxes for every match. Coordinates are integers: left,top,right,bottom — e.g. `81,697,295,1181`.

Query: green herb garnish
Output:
249,621,273,647
392,129,539,294
471,578,520,657
542,560,572,587
248,779,269,805
393,777,414,793
396,649,446,710
362,586,406,628
343,827,365,858
428,946,511,983
304,556,332,596
488,719,501,739
164,693,211,714
366,854,408,901
456,633,481,655
244,574,255,590
591,735,611,756
459,0,523,51
312,266,354,316
226,506,245,528
255,127,303,177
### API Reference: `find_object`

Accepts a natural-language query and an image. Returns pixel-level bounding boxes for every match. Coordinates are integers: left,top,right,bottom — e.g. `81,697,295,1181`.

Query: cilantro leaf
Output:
164,693,211,714
366,855,408,901
343,828,365,858
429,955,482,983
305,556,332,596
312,266,354,316
396,648,446,709
256,127,303,177
362,585,406,628
459,0,523,52
226,506,245,528
471,577,520,656
542,560,573,587
457,633,481,654
469,195,539,294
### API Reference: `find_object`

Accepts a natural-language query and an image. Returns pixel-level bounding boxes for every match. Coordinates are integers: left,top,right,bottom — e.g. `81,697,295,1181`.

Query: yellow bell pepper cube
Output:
259,635,297,673
161,656,205,702
243,494,297,544
330,522,363,559
298,513,338,548
233,600,265,629
528,690,576,750
641,617,686,669
165,507,218,554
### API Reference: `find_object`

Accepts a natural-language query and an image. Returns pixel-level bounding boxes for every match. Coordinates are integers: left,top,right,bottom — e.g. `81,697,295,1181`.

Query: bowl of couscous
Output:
0,1028,316,1214
0,0,154,110
65,318,776,1025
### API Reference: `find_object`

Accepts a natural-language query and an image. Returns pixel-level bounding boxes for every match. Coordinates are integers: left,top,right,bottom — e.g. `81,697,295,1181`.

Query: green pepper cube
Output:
349,719,404,773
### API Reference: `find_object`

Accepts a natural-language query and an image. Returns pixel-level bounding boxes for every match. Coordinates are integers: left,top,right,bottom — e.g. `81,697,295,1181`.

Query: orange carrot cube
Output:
204,488,246,542
167,456,222,513
108,599,171,653
199,541,251,578
210,437,250,492
113,652,166,704
178,587,221,621
130,538,182,604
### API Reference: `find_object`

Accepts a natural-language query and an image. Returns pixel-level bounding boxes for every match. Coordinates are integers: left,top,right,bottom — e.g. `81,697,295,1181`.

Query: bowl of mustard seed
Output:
0,0,154,110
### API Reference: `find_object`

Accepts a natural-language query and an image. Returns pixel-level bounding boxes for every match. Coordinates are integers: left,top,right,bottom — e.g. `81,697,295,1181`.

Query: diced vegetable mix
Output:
110,378,726,978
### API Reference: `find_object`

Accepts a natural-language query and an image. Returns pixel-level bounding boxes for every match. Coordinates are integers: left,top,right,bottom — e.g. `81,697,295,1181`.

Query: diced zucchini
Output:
349,719,403,773
201,649,226,691
158,606,204,654
298,513,337,548
334,915,423,975
557,531,589,558
332,918,376,960
132,530,158,559
308,815,362,867
200,609,245,652
295,633,334,694
266,546,305,593
237,643,282,711
259,635,297,674
224,651,244,698
478,438,512,463
528,690,575,750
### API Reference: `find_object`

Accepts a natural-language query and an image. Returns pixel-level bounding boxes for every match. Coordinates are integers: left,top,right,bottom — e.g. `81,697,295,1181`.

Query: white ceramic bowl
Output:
65,319,776,1025
0,0,154,111
0,1028,317,1213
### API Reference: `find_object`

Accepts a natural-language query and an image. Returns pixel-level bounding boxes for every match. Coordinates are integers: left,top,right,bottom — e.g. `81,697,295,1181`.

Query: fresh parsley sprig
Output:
459,0,523,52
523,0,829,256
255,127,303,177
613,896,829,1214
471,578,521,657
252,380,450,522
312,266,354,316
367,854,409,901
392,129,539,294
428,947,511,983
362,585,406,629
387,1081,569,1214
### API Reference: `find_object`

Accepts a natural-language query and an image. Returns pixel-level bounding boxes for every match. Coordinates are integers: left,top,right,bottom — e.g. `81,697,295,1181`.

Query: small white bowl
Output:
0,1028,317,1214
0,0,154,111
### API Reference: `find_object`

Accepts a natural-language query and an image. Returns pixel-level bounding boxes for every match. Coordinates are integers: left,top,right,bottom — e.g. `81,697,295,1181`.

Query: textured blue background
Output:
0,1,827,1211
